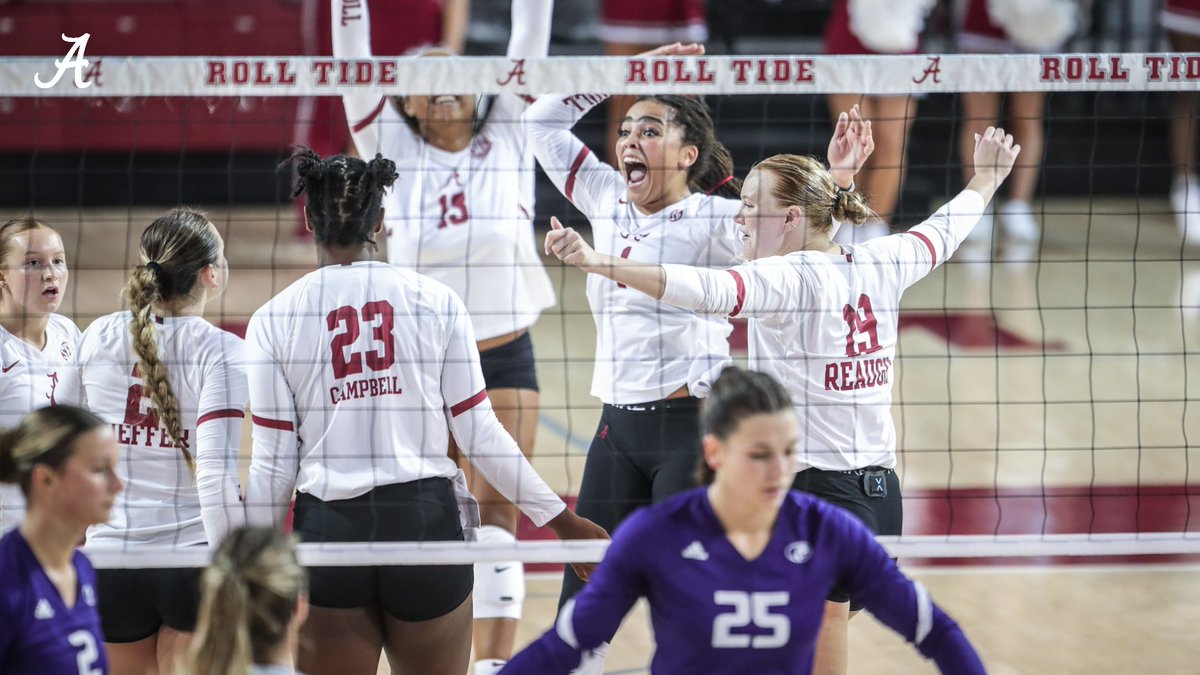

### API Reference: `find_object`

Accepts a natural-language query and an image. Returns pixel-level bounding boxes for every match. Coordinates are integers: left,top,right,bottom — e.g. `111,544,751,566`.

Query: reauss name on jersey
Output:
329,375,403,404
823,356,893,392
112,422,191,449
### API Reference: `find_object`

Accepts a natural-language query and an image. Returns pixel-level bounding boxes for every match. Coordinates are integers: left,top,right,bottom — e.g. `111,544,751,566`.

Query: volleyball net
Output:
4,50,1199,566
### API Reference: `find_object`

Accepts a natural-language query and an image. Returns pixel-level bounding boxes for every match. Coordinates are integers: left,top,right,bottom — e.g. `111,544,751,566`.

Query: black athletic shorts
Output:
793,466,902,611
559,396,703,608
293,478,473,622
479,330,538,392
97,566,202,642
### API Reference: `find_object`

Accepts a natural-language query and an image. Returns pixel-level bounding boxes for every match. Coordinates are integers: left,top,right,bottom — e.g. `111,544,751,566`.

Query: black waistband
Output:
804,466,895,476
606,396,702,413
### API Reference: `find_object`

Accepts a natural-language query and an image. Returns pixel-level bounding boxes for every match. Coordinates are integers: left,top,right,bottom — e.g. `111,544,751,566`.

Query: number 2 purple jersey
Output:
0,529,108,675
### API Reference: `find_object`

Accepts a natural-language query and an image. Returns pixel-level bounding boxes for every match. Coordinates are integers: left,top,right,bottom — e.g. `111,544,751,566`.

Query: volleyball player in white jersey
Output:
333,3,556,666
523,45,869,634
546,126,1018,675
56,209,246,675
245,149,604,675
0,217,80,533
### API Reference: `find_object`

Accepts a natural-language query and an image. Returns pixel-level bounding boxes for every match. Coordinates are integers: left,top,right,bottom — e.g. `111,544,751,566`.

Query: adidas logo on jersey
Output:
34,598,54,620
681,541,709,561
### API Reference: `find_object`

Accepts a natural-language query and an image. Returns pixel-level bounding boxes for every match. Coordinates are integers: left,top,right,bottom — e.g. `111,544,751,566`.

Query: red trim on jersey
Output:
565,146,591,203
450,389,488,417
352,97,388,133
907,231,937,269
197,408,245,426
518,94,536,104
253,415,294,432
727,269,746,318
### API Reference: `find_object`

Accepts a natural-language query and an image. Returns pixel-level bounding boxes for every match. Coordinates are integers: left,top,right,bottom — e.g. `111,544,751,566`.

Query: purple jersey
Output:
0,529,108,675
505,488,984,674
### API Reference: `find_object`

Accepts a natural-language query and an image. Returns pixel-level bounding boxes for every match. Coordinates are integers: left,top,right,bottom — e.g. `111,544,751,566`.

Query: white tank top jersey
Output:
243,261,564,528
660,191,988,471
524,93,742,405
53,312,247,548
333,0,555,341
0,314,80,532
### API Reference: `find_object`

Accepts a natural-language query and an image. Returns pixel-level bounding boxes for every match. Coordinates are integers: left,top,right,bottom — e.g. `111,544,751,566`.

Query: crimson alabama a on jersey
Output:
659,191,988,471
333,0,555,341
55,312,247,548
0,314,80,532
243,261,564,527
524,92,742,404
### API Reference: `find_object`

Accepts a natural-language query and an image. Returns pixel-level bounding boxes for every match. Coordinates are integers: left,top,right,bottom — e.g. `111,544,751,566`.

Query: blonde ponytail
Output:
122,209,221,476
189,528,306,675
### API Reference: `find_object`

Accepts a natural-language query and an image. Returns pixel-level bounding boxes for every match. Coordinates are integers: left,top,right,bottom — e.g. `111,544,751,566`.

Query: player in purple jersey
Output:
502,368,985,674
0,405,122,675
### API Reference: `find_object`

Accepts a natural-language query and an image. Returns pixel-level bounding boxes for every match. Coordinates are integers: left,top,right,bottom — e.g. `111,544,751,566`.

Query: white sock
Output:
473,659,507,675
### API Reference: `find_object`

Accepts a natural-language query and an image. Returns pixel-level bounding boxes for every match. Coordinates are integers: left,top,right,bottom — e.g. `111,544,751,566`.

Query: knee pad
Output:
472,525,525,620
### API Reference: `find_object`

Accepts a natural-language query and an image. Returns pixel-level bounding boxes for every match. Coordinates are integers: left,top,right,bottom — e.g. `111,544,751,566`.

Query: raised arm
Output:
507,0,554,59
440,0,470,53
331,0,419,158
884,127,1020,286
523,94,624,217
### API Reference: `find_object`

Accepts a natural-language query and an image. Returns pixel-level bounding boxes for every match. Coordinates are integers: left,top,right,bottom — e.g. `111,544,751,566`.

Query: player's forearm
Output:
331,0,373,59
449,404,565,526
964,172,1002,207
925,621,987,675
440,0,469,52
910,189,987,261
194,418,247,544
244,428,298,528
508,0,553,59
659,263,741,316
581,255,666,299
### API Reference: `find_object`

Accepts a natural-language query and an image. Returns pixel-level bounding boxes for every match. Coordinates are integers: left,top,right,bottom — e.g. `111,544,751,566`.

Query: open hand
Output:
545,508,610,582
827,104,874,187
972,126,1021,189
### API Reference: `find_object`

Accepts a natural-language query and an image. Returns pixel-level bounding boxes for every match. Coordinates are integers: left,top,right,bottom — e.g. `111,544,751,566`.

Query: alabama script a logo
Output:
34,33,94,90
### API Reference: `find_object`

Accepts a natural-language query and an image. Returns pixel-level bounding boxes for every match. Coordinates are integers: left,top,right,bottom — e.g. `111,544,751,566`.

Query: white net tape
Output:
7,52,1200,97
83,533,1200,569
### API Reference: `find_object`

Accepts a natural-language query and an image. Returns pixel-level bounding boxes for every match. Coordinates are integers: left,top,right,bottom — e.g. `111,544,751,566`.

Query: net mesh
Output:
4,49,1199,566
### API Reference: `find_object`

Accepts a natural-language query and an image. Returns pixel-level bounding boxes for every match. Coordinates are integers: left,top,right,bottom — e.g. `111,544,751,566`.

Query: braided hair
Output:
285,147,399,250
124,209,221,474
